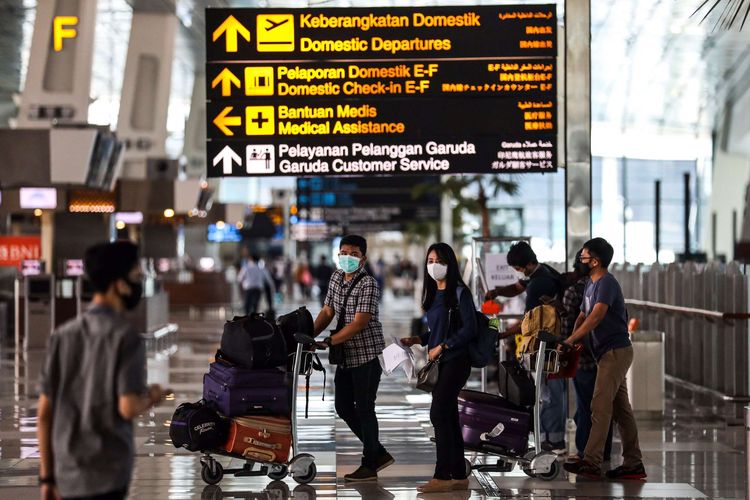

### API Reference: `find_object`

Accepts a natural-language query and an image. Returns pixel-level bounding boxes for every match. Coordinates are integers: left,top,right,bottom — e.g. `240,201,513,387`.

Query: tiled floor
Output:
0,296,746,499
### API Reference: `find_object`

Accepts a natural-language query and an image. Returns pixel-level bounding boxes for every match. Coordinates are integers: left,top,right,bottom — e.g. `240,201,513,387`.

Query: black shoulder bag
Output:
328,273,367,365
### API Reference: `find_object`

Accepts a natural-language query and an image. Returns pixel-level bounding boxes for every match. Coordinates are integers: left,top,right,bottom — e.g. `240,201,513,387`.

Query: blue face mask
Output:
339,254,361,273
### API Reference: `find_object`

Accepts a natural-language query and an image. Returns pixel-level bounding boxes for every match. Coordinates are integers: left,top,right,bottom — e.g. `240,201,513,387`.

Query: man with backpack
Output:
484,241,565,452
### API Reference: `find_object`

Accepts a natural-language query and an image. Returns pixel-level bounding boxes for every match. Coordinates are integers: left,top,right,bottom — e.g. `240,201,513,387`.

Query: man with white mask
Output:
313,234,390,482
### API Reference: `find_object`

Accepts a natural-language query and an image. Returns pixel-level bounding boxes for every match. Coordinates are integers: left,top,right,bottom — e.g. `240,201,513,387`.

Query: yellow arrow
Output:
211,67,241,97
212,15,250,53
213,106,242,136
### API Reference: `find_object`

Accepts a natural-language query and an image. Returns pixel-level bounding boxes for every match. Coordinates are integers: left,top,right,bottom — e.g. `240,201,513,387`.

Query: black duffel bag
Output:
498,359,536,407
169,401,227,452
220,312,287,369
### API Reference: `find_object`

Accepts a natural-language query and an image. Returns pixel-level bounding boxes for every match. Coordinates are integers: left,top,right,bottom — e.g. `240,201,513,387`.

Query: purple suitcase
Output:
458,389,532,456
202,361,291,417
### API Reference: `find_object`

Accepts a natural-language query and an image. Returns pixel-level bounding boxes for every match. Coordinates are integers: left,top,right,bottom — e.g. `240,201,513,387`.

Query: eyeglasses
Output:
577,256,594,263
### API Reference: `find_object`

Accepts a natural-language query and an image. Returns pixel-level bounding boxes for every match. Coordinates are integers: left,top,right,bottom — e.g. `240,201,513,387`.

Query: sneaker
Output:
605,463,647,480
344,465,377,482
375,451,395,472
541,440,566,454
563,460,602,480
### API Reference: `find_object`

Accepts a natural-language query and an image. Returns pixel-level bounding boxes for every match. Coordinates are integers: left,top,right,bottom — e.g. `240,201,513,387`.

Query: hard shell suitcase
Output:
203,361,291,417
223,415,293,464
219,313,287,369
458,389,532,456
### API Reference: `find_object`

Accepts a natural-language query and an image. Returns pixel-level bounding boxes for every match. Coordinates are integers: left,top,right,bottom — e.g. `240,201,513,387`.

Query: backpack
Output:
454,287,499,368
539,263,566,298
219,313,287,369
169,401,228,452
517,303,561,358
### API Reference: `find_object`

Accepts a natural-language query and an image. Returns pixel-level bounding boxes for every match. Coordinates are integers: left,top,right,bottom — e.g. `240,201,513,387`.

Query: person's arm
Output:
327,312,372,344
486,281,525,300
116,331,166,421
37,394,57,499
118,386,166,421
499,321,522,340
442,290,478,352
566,304,608,345
313,305,335,336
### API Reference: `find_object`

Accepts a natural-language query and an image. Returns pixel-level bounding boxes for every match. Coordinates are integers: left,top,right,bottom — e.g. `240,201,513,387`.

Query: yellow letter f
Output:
53,16,78,52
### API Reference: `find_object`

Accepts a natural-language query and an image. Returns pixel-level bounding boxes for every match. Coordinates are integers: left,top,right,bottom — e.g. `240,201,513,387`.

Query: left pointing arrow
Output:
211,68,241,97
213,145,242,175
212,15,250,53
213,106,242,136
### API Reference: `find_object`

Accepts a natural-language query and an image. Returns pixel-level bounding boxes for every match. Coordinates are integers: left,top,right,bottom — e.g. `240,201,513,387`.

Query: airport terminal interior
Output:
2,0,750,499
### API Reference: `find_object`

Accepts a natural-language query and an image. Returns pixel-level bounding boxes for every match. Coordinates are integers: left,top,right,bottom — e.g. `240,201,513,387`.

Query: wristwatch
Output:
39,476,55,485
440,342,449,351
324,336,333,347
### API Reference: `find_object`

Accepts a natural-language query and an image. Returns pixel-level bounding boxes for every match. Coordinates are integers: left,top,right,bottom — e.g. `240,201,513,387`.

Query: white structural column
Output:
117,12,177,178
17,0,98,128
564,0,592,264
183,72,207,179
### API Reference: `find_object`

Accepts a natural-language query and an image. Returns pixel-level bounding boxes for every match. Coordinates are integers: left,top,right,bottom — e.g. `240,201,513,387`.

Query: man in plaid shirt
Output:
561,256,613,461
313,235,390,482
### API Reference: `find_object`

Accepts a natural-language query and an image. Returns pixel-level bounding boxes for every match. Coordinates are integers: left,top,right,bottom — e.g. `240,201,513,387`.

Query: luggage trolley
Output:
463,333,577,481
199,339,318,485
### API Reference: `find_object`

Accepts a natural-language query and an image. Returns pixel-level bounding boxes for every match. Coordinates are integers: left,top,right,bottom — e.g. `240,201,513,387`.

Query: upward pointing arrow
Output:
211,68,241,97
213,145,242,175
212,15,250,53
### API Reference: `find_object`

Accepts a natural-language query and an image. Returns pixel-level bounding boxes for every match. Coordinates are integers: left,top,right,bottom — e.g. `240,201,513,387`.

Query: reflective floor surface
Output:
0,296,745,499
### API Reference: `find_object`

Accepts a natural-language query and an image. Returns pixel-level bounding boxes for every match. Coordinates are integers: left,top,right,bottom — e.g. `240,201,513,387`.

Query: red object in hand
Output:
481,300,501,315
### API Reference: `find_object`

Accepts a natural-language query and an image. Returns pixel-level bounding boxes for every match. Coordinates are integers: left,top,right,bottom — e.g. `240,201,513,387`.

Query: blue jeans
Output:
573,367,613,460
540,377,566,442
334,357,386,469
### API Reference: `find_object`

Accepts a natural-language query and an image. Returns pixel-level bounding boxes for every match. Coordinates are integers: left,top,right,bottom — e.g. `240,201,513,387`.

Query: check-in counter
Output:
162,271,232,308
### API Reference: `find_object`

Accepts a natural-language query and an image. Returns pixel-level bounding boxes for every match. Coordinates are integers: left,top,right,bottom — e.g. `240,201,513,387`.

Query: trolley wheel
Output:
266,480,291,499
201,460,224,485
464,458,473,478
536,460,561,481
292,461,317,484
522,466,535,478
267,464,289,480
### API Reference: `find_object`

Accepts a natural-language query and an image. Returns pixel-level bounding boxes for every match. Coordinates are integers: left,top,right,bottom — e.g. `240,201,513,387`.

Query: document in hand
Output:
380,342,415,379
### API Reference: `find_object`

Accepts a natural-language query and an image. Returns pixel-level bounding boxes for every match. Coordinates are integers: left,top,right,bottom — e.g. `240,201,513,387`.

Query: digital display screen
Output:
22,260,42,276
19,188,57,209
208,224,242,242
64,259,85,277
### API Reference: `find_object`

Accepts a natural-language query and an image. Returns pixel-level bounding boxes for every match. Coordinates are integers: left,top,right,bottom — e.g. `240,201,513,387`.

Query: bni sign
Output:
0,236,42,268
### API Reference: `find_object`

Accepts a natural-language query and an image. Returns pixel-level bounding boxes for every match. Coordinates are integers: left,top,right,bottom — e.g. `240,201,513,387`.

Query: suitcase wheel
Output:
201,459,224,485
267,464,289,480
292,461,317,484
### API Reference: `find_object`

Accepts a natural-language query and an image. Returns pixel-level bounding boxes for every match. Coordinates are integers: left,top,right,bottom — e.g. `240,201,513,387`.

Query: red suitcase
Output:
458,389,532,456
223,416,292,464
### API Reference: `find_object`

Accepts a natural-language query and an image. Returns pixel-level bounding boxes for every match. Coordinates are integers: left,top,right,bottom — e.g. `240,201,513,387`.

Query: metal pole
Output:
655,180,661,262
684,173,691,258
746,406,750,500
712,212,717,260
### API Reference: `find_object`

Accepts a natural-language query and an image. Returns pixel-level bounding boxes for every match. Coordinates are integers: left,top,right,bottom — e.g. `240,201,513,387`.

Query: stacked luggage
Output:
169,307,319,485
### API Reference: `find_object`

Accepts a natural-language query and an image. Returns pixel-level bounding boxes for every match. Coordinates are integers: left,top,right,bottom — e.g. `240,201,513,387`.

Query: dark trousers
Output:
63,489,128,500
243,288,262,315
430,352,472,480
335,357,385,469
573,367,613,460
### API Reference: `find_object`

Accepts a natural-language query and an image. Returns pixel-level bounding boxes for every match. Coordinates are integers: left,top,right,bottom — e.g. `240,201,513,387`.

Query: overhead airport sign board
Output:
205,5,557,177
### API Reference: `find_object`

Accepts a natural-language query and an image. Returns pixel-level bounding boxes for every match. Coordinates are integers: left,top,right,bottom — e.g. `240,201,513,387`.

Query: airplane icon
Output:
265,17,289,31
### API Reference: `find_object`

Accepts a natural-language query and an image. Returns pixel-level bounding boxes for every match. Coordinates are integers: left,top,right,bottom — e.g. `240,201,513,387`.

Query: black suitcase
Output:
219,313,287,369
498,359,536,407
458,389,532,456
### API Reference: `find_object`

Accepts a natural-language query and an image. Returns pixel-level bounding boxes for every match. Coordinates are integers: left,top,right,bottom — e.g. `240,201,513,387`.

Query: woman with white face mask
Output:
401,242,478,493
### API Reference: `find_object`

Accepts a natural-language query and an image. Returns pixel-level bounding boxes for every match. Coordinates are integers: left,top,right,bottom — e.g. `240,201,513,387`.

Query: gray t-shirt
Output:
40,304,146,497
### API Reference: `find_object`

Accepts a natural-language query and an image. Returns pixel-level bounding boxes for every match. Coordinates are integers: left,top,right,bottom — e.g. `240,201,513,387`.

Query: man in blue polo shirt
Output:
562,237,645,480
